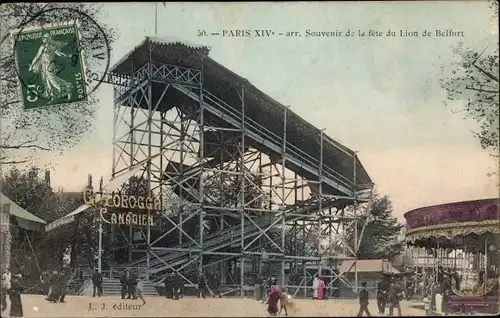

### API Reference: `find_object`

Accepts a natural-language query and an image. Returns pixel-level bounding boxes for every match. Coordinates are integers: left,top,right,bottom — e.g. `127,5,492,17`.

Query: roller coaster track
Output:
117,74,364,283
114,76,357,197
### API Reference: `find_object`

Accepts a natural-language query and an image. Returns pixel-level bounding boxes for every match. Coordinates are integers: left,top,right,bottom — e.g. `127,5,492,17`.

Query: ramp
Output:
131,197,339,282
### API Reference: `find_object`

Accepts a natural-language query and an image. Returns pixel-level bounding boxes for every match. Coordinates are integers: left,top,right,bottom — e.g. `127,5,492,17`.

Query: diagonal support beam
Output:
150,212,198,246
164,214,200,248
243,213,283,252
244,216,283,251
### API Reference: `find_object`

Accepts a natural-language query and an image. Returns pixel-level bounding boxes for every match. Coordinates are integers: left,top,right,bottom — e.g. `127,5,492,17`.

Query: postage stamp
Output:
13,22,87,109
11,7,111,110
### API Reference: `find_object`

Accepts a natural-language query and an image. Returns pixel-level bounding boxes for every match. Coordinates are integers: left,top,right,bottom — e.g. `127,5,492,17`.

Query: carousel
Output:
404,198,500,314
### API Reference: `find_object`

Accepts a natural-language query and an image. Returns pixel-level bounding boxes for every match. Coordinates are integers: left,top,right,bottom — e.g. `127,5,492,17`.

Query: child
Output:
135,280,146,305
279,290,292,316
423,296,430,315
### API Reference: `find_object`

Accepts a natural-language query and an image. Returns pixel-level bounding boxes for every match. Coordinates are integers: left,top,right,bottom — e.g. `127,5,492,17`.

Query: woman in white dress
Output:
312,275,319,300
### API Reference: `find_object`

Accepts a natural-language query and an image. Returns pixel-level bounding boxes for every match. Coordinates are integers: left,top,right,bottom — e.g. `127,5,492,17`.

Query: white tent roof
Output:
0,193,46,232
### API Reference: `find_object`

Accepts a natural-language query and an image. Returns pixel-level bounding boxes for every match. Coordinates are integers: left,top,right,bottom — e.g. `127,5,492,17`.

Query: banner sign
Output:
83,189,159,227
100,208,154,226
83,189,160,211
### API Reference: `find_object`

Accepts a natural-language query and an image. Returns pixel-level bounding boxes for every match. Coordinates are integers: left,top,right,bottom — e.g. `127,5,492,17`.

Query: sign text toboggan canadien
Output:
83,189,160,226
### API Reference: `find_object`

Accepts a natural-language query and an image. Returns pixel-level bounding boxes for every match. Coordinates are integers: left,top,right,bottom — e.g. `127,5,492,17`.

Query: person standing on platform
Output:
260,277,268,303
39,269,51,299
135,279,146,305
120,270,129,299
210,272,221,298
46,270,58,302
388,280,403,316
197,273,208,298
8,274,23,318
279,288,292,316
357,281,372,317
59,267,71,303
376,278,388,314
47,271,63,303
176,272,184,298
312,275,319,300
92,268,103,298
172,272,182,300
267,279,281,316
317,277,326,300
1,268,11,312
254,274,263,301
164,271,173,299
128,270,138,299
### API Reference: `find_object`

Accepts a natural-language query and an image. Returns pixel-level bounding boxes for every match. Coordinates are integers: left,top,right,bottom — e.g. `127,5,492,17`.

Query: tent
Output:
0,193,46,232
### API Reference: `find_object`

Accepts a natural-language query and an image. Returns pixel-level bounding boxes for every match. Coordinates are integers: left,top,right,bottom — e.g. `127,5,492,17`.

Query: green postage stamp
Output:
13,21,88,109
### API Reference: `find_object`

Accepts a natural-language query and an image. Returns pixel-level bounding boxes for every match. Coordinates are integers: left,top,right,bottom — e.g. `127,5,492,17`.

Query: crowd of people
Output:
5,263,476,317
1,268,24,318
1,265,76,318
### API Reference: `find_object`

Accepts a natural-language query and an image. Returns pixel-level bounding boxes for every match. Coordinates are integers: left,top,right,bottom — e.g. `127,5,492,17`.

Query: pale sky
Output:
37,1,499,220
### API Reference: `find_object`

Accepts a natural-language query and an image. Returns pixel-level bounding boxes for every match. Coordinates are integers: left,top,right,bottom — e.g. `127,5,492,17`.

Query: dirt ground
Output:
3,295,426,317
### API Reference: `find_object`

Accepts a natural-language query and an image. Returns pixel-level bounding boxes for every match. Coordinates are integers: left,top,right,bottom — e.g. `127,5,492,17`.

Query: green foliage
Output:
440,42,499,159
0,166,96,272
121,175,150,197
0,3,117,165
354,194,404,260
0,166,57,221
490,0,499,21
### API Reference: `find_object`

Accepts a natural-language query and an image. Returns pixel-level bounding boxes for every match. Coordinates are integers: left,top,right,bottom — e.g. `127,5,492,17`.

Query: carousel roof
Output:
404,198,500,246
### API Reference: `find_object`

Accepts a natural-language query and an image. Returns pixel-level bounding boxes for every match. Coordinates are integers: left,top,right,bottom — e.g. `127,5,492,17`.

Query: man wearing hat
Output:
388,279,403,316
357,281,372,317
92,268,103,298
9,274,23,317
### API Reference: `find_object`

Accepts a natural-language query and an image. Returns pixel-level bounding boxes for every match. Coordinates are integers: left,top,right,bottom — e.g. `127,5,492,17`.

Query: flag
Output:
155,3,167,35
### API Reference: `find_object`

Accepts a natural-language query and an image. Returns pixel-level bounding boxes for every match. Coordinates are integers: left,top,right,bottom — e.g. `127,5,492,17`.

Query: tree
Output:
121,175,150,197
0,166,57,221
351,194,404,260
439,0,499,169
0,166,56,284
0,166,95,276
0,3,116,165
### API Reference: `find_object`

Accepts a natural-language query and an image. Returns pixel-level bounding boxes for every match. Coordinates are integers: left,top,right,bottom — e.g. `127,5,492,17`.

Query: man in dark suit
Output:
357,281,372,317
59,267,71,302
377,277,389,314
164,271,173,299
210,272,222,298
128,270,138,299
197,273,208,298
91,269,103,297
388,279,403,316
172,272,183,300
120,270,129,299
